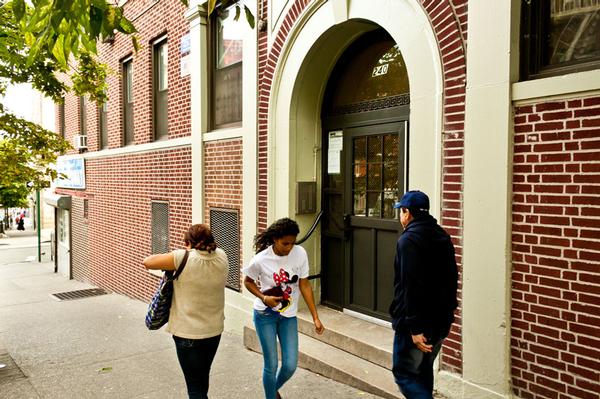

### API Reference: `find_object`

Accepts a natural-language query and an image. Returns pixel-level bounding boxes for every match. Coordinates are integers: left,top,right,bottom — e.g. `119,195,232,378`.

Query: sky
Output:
1,83,55,131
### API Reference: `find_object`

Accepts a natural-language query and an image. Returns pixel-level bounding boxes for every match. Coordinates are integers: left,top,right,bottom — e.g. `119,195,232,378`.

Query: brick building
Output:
51,1,599,398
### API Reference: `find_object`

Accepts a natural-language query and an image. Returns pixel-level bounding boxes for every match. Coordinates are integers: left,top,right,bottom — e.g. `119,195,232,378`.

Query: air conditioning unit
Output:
73,134,88,150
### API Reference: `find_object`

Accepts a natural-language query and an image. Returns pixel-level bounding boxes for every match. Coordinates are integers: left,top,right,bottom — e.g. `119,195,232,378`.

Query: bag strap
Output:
172,250,189,280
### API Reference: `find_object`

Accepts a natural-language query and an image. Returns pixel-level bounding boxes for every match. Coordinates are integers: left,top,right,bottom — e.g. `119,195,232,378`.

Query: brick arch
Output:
256,0,467,374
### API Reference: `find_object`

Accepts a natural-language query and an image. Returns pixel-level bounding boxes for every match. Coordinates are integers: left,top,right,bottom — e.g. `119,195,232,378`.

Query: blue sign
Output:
180,34,191,54
56,157,86,189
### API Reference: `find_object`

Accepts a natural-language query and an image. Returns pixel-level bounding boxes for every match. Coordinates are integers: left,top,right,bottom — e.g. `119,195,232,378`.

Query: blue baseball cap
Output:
393,190,430,211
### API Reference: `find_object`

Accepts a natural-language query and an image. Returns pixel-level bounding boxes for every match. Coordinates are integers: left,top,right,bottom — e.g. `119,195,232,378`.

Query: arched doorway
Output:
321,29,410,320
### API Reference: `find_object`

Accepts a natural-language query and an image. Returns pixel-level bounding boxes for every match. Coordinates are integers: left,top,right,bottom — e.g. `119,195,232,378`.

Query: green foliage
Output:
0,181,29,209
71,51,109,104
208,0,255,28
0,103,71,191
10,0,138,71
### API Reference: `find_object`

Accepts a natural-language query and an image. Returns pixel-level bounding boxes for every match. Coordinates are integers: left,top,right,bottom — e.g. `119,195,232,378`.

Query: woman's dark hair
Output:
184,224,218,253
254,218,300,253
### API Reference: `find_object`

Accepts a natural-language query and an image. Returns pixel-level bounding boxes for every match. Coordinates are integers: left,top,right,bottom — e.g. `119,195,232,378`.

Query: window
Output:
153,38,169,139
78,96,87,135
59,101,65,138
122,58,134,145
352,134,400,219
83,199,89,219
211,4,243,129
98,101,108,149
521,0,600,79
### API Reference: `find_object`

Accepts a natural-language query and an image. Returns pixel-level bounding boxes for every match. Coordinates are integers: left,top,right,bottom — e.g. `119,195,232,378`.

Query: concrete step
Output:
244,324,403,399
297,306,394,370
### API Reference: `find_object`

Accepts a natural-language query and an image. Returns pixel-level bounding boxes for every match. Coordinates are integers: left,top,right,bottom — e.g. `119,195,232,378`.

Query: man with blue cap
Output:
389,190,458,399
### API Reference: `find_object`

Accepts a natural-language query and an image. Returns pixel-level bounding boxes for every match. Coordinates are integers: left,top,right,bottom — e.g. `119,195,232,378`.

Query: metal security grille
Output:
50,288,108,301
210,208,240,291
151,201,169,254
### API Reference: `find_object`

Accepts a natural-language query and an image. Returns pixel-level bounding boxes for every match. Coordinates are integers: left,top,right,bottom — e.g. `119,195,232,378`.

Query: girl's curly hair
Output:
253,218,300,253
184,224,218,253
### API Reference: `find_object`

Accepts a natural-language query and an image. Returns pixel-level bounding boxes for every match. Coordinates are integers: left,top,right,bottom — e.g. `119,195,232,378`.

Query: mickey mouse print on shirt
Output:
261,268,299,313
242,244,310,318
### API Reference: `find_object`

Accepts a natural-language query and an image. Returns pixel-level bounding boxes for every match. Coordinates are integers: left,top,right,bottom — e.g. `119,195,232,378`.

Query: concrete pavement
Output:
0,231,382,399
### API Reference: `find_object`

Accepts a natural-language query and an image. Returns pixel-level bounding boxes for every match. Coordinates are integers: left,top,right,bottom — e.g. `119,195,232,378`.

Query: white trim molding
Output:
512,69,600,105
65,136,192,160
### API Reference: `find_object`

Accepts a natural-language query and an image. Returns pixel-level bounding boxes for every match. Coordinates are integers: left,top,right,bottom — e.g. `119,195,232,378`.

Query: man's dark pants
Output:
392,330,446,399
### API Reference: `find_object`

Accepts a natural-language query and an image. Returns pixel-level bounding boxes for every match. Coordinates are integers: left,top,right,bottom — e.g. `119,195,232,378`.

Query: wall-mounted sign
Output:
180,33,191,54
372,63,389,77
180,55,190,76
56,157,86,189
327,130,343,174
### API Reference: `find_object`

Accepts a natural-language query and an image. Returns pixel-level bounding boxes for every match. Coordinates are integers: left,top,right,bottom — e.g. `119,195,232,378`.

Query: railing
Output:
552,0,600,18
296,210,323,245
296,210,324,280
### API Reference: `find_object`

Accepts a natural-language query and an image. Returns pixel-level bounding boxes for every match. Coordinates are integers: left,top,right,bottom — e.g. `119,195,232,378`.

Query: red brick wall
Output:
57,0,191,152
512,96,600,399
56,0,193,301
204,139,244,276
422,0,467,374
256,0,467,374
59,148,192,301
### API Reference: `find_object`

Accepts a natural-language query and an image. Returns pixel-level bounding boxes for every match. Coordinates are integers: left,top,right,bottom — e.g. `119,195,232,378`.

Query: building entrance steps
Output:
296,306,394,370
243,306,403,399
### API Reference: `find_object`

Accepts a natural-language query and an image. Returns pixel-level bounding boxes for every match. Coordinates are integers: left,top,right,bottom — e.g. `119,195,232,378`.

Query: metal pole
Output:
37,190,41,262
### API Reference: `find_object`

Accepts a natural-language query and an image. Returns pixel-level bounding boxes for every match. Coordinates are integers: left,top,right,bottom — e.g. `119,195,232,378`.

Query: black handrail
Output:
296,210,324,281
295,210,323,245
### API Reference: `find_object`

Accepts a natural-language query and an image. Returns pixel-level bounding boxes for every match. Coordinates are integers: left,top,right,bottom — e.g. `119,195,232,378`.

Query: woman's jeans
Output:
173,334,221,399
253,308,299,399
392,330,446,399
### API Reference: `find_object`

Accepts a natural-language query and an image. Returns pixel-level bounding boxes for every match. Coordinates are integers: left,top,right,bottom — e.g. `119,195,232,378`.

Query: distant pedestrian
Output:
16,216,25,231
389,190,458,399
243,218,324,399
143,224,229,399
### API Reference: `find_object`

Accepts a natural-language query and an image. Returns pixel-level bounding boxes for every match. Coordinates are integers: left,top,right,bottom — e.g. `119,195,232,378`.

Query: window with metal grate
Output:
151,201,169,254
210,208,240,291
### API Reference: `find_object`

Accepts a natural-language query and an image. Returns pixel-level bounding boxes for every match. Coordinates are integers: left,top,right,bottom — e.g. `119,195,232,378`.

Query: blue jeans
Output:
253,308,299,399
392,330,445,399
173,334,221,399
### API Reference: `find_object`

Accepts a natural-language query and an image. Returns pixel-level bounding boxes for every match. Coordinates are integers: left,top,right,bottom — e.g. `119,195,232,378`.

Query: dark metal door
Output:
322,122,406,320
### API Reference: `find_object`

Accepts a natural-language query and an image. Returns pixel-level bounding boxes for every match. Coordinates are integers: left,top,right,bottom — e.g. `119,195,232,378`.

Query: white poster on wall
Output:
327,130,343,174
180,55,190,77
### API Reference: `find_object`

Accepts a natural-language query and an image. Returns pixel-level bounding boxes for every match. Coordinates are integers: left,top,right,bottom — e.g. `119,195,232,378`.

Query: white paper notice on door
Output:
328,130,343,174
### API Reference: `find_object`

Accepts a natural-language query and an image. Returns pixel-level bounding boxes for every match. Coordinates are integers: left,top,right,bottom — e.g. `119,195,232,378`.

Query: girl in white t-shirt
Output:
243,218,324,399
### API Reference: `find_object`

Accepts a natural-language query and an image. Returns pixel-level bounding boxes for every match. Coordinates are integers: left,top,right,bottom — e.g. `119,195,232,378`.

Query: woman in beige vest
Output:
144,224,228,399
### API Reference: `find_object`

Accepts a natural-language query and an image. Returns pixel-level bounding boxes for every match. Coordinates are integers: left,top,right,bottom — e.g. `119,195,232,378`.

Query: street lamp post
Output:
37,190,41,262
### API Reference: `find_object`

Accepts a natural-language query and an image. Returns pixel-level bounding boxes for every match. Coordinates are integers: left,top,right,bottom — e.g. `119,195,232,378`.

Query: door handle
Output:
343,214,351,240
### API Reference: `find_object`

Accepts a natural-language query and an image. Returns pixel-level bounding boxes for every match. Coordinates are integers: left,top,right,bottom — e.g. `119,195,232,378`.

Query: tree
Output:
0,179,28,233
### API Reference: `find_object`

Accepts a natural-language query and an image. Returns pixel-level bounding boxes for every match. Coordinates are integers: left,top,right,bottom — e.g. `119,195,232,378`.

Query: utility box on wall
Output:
296,181,317,214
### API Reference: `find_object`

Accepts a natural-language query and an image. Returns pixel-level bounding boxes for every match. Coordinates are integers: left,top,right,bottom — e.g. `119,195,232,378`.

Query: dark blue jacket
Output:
389,214,458,337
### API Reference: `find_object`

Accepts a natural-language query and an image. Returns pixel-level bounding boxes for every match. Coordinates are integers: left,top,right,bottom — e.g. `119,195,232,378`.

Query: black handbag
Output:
145,250,189,330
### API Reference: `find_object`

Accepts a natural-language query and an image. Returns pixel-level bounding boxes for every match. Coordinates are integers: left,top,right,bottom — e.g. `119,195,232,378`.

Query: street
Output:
0,231,383,399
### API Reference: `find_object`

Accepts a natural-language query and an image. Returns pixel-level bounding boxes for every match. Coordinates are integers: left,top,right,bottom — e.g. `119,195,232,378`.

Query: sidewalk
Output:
0,253,383,398
0,228,52,248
